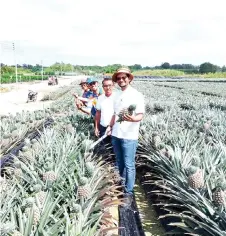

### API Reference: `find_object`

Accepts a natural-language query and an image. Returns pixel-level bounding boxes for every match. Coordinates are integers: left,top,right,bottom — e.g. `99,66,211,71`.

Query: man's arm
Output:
94,110,101,136
123,113,144,122
78,107,91,115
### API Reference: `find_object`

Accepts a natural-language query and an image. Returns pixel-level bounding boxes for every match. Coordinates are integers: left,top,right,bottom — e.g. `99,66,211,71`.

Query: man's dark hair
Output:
102,77,113,85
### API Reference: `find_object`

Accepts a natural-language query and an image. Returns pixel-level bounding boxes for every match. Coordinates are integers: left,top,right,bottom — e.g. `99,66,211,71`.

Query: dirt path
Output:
0,76,83,116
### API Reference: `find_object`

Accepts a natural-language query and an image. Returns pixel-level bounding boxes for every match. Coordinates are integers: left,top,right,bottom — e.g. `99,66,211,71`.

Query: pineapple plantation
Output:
1,78,226,235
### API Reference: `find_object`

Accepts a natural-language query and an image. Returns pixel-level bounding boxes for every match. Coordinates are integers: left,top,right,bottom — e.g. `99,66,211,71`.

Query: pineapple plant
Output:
117,104,136,123
77,176,91,198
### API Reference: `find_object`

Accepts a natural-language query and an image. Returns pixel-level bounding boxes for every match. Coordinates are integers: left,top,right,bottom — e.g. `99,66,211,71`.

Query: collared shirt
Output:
96,92,116,127
112,86,145,140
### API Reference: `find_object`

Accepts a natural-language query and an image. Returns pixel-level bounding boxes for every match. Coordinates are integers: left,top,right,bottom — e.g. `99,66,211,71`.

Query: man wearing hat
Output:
106,68,145,204
73,77,91,112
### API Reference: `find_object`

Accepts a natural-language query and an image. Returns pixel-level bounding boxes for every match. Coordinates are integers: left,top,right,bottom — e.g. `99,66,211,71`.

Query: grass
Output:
132,69,226,78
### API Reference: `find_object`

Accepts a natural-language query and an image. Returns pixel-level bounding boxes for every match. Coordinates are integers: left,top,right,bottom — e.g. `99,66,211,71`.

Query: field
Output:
0,78,226,235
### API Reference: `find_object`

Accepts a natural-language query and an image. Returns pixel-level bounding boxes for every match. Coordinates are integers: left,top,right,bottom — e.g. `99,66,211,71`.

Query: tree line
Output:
1,62,226,75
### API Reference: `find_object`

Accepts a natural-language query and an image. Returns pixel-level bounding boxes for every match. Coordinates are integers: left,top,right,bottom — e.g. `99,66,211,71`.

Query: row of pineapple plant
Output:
134,80,226,235
1,81,123,235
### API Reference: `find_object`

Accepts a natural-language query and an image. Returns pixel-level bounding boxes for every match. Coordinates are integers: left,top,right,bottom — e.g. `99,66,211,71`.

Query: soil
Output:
0,76,83,116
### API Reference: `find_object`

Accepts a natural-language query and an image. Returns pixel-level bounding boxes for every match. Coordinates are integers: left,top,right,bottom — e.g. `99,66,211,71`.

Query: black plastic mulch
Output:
119,197,145,236
0,118,54,168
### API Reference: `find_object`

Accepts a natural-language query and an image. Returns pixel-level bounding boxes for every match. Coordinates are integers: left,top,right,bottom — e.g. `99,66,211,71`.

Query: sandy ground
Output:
0,76,84,116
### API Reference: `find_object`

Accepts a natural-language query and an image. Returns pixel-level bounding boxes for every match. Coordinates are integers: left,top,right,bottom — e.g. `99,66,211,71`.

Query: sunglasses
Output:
89,82,96,85
116,76,127,81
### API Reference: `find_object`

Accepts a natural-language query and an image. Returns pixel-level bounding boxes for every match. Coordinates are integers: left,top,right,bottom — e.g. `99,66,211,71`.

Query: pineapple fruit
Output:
212,183,226,206
35,191,47,210
188,166,204,189
42,171,57,182
152,132,161,149
77,176,91,198
117,104,136,123
25,205,40,225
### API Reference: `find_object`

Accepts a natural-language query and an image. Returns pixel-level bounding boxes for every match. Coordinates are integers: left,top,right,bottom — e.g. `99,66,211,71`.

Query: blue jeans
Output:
111,136,138,194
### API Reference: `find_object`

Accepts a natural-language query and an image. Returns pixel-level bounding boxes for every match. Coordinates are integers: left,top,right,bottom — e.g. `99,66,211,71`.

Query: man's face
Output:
116,73,131,88
102,80,113,95
80,83,88,90
90,82,98,92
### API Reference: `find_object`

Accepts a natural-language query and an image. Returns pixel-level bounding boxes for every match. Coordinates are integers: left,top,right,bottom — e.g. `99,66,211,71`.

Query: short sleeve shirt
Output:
112,86,145,140
96,92,116,127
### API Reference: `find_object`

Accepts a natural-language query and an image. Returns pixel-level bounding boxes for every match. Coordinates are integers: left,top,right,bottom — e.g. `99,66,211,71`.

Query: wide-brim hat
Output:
112,68,134,82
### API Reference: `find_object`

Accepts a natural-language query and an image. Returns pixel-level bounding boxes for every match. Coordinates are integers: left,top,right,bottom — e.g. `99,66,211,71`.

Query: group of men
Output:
73,68,145,205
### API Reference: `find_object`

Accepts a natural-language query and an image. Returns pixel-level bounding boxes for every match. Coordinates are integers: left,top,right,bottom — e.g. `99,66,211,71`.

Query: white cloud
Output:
0,0,226,66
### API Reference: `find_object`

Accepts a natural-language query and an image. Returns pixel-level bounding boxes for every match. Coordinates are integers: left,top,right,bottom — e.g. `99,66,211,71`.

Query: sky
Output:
0,0,226,67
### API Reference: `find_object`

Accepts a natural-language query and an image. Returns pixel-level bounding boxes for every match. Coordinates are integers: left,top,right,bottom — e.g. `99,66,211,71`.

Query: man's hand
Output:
72,93,79,98
123,114,136,122
105,126,112,136
95,128,100,137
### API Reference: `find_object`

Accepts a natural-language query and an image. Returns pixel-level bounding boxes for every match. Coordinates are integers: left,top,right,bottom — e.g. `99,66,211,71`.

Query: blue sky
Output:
0,0,226,67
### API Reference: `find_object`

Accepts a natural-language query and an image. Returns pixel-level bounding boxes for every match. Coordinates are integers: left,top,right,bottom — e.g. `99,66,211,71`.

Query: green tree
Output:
222,65,226,72
161,62,170,69
199,62,218,74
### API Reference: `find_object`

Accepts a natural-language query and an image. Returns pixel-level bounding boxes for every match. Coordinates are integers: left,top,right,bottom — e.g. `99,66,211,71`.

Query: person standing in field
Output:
106,68,145,205
73,77,91,111
94,78,115,142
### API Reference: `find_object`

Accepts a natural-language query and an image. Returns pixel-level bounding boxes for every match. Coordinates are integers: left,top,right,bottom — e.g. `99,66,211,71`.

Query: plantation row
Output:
0,79,226,235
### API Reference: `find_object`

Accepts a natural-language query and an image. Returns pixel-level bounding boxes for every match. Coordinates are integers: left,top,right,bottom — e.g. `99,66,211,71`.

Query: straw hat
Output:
112,68,134,82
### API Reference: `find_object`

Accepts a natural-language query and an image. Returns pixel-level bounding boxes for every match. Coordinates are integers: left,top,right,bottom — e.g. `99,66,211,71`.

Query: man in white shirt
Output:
106,68,145,203
95,78,115,140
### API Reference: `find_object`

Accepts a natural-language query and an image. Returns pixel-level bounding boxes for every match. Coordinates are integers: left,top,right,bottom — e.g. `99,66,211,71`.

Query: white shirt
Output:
112,86,145,140
96,92,116,127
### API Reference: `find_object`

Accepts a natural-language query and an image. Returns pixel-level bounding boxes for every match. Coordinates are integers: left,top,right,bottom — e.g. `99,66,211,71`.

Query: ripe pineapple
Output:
85,162,95,178
42,171,57,182
77,176,91,198
212,188,226,206
188,166,204,189
25,205,40,225
117,104,136,123
212,182,226,206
